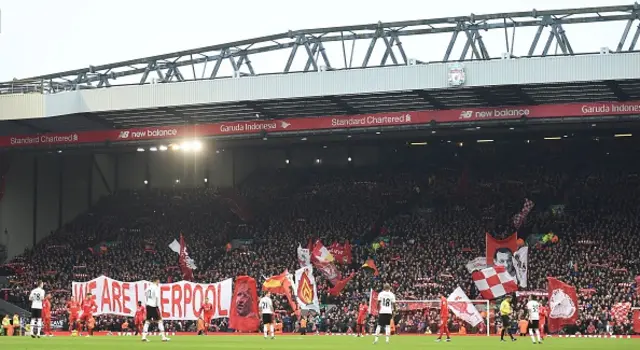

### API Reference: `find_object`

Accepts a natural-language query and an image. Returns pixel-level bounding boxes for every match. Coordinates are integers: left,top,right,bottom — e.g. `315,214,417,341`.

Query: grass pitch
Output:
0,335,636,350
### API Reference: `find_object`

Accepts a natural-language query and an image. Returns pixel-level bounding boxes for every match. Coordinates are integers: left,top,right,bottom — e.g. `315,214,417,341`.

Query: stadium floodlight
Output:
544,137,562,140
181,140,202,152
204,178,208,183
137,147,145,152
347,157,352,162
477,139,494,143
159,145,168,151
614,133,632,138
149,147,158,151
315,158,321,164
285,159,290,164
410,142,427,146
143,180,148,185
170,143,181,151
175,179,180,184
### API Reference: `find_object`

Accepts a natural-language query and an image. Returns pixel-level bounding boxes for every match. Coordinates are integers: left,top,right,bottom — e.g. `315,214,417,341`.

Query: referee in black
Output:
499,295,517,342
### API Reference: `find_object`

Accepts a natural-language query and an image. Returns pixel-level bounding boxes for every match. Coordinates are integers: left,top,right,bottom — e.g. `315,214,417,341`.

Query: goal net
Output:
394,299,491,336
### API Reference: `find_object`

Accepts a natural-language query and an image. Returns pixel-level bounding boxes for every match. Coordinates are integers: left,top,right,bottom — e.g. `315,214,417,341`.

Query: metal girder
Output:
413,90,447,109
605,80,631,100
3,3,640,94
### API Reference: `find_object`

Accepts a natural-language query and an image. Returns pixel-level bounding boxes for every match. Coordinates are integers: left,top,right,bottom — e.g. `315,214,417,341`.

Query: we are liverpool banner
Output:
72,275,232,320
3,100,640,148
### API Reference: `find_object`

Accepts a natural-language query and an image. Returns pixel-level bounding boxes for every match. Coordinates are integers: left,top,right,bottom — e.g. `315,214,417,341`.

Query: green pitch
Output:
0,335,637,350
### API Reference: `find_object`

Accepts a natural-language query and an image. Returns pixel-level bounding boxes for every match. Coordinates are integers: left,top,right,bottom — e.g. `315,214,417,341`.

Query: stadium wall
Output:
0,153,109,260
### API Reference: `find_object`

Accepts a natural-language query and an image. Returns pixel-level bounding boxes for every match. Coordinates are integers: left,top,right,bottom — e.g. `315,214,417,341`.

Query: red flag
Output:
179,233,194,281
472,265,518,299
486,233,518,268
262,271,299,316
328,241,352,264
311,240,340,285
229,276,260,332
633,310,640,333
369,290,379,316
327,272,356,296
362,259,380,276
547,277,579,332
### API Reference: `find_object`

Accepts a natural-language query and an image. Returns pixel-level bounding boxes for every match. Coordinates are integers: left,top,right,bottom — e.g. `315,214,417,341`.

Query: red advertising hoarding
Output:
1,100,639,148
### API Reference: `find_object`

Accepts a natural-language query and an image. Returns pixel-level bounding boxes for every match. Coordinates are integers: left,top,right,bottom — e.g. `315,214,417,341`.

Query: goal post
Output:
395,299,491,336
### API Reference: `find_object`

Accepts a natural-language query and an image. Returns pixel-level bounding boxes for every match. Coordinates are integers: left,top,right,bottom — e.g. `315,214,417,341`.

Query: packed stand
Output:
1,139,639,335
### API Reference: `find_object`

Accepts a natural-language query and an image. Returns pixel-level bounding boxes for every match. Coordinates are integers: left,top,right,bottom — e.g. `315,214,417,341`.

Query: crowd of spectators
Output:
1,138,639,335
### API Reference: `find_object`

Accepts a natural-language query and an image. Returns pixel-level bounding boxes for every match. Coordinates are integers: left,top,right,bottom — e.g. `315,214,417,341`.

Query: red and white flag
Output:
447,287,483,327
513,198,535,229
547,277,579,332
472,265,518,300
297,244,311,268
178,234,196,281
633,310,640,333
611,302,631,323
311,240,340,285
369,289,379,316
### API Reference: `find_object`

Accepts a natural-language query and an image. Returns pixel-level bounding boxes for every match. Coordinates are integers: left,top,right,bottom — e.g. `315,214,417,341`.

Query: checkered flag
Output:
611,302,631,323
472,265,518,299
513,198,535,229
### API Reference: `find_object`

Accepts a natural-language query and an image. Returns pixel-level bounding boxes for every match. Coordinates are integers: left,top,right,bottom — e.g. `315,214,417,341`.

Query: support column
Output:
88,155,93,206
31,157,38,247
58,157,64,229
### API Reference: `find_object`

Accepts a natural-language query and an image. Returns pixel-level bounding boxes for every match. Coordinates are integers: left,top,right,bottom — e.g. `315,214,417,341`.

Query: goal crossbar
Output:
396,299,490,336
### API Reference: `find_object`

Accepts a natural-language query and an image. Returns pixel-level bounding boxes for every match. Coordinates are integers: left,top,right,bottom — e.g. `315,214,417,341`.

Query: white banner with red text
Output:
71,275,232,320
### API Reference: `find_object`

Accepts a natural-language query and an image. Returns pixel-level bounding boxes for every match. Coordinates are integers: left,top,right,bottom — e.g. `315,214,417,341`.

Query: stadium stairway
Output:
0,298,30,318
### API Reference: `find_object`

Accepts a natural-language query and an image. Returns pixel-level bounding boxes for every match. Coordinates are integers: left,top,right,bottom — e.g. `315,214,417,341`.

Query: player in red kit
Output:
538,301,548,340
80,293,98,337
66,299,81,333
435,295,451,342
134,301,146,335
42,294,52,337
356,300,369,337
199,297,214,335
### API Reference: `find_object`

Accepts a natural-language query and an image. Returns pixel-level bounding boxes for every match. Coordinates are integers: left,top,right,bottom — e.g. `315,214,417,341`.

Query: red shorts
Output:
80,313,92,322
43,316,51,323
357,318,365,325
135,318,144,325
204,315,213,323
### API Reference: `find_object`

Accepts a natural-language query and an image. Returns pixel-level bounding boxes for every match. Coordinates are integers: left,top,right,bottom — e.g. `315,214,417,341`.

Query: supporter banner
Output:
71,275,232,320
513,247,528,288
465,257,488,273
297,244,311,268
611,302,631,323
294,266,319,312
3,100,640,148
634,310,640,333
472,265,518,300
447,287,483,327
547,277,579,332
311,240,340,285
229,276,259,332
486,233,518,282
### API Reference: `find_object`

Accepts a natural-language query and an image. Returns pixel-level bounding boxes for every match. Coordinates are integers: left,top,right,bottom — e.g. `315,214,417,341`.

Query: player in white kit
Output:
142,278,170,342
259,292,275,339
374,283,396,344
29,280,45,338
526,296,543,344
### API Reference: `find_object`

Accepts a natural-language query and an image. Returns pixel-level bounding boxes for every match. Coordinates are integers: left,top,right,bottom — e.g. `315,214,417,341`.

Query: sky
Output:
0,0,632,83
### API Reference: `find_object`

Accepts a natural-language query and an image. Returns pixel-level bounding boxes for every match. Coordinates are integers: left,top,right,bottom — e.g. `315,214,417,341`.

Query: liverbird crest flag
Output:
294,266,319,312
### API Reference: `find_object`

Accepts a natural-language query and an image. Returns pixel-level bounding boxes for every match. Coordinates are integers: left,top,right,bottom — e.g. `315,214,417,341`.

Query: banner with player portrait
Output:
229,276,260,332
294,266,320,312
513,246,528,288
486,233,518,282
71,275,232,320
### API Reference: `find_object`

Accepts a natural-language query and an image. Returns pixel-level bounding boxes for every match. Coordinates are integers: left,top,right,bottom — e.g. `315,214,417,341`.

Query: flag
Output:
369,289,379,316
329,241,353,264
513,247,528,288
262,270,298,315
465,257,488,273
178,234,196,281
513,198,535,229
486,233,517,266
362,259,380,276
611,302,631,323
327,272,356,296
229,275,260,332
294,267,319,312
311,240,340,285
472,265,518,300
447,287,483,327
633,310,640,333
297,244,311,268
547,277,578,332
